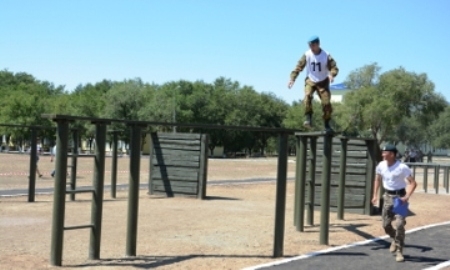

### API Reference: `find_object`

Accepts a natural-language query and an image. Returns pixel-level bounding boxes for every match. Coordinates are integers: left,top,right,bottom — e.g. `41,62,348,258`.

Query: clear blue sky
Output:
1,0,449,104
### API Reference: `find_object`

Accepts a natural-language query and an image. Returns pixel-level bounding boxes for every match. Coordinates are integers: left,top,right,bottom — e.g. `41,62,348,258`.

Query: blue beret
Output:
308,35,320,44
382,144,398,152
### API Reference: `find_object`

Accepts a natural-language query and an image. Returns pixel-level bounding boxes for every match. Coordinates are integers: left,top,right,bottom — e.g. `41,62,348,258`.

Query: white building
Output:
313,83,351,103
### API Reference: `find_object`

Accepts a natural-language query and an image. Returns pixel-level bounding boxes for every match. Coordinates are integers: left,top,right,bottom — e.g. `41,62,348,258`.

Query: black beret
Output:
382,144,398,153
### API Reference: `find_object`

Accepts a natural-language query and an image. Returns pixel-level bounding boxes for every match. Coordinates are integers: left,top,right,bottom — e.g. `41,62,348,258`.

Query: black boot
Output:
303,113,312,129
324,120,333,132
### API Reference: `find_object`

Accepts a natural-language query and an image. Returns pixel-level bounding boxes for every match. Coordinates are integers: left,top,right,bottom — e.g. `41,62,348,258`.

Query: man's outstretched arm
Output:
288,54,306,88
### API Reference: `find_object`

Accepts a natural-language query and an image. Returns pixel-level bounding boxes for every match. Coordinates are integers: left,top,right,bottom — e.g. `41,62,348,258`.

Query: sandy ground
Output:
1,153,450,270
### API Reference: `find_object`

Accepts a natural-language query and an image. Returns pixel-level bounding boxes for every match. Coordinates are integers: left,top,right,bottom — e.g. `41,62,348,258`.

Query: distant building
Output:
313,83,351,103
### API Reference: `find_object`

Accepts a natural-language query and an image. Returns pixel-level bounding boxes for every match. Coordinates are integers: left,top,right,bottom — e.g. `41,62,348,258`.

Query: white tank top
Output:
305,49,330,82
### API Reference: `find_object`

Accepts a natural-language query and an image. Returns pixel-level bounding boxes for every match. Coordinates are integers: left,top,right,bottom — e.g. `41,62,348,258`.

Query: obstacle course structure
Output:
8,114,450,267
293,131,379,245
43,114,298,265
148,132,209,199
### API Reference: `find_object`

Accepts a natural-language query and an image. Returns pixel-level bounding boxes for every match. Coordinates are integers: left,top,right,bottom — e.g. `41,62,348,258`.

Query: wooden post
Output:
28,128,37,202
294,135,307,231
89,122,108,260
365,140,376,215
444,167,450,194
435,165,440,194
110,131,119,198
424,166,429,193
306,137,317,226
273,132,288,258
337,138,348,220
198,134,209,199
125,124,145,257
148,132,155,195
319,133,333,245
50,120,70,266
70,129,78,201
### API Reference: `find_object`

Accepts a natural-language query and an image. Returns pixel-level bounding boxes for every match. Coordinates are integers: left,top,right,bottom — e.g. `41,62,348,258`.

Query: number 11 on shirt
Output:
311,62,321,72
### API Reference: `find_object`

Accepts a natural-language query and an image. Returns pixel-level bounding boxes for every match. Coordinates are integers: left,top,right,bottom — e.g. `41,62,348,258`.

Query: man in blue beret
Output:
288,36,339,131
371,144,417,262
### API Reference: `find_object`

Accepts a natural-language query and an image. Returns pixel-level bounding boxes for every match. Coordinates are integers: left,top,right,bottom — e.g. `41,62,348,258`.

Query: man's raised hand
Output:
288,80,295,89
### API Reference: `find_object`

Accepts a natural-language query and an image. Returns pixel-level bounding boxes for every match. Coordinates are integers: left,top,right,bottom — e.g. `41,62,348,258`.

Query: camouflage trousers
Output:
382,194,407,247
303,77,332,120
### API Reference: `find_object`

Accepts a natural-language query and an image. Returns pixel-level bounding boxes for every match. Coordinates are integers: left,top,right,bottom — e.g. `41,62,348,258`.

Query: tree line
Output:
0,63,449,155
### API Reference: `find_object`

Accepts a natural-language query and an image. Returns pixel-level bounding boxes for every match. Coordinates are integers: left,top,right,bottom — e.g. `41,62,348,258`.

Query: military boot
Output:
396,247,404,262
389,240,397,253
303,113,312,129
324,119,333,132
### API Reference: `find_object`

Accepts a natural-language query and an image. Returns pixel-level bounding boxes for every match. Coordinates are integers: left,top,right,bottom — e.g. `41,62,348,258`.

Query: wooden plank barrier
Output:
305,137,373,215
148,132,209,199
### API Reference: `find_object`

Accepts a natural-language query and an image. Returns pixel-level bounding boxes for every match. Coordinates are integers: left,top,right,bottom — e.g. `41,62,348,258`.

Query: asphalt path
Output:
254,224,450,270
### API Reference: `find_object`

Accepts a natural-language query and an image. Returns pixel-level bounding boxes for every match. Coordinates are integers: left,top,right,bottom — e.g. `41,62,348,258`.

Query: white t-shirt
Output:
375,160,411,190
305,49,330,82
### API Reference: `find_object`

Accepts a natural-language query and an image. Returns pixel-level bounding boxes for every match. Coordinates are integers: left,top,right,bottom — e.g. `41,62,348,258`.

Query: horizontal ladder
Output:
64,224,94,231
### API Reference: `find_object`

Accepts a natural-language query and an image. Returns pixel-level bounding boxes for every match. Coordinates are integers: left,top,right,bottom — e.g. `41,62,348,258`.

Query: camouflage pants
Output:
382,194,407,247
303,77,332,120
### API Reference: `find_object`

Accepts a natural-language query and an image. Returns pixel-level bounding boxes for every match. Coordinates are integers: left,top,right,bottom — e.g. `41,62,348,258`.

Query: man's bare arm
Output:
371,174,381,204
403,175,417,201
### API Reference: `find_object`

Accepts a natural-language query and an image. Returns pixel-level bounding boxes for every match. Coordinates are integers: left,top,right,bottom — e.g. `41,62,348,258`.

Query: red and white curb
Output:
242,221,450,270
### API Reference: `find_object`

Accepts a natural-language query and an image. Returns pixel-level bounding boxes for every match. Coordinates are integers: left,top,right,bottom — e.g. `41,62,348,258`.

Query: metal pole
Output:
423,166,428,193
111,132,118,198
295,136,307,231
306,137,316,226
320,133,333,245
126,124,143,256
70,129,78,201
89,122,107,260
273,132,288,258
28,128,38,202
50,120,70,266
337,138,348,220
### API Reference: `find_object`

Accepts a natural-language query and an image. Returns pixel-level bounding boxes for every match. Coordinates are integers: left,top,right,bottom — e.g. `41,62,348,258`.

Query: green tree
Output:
430,106,450,149
334,65,444,144
0,71,65,147
344,63,380,90
69,80,114,143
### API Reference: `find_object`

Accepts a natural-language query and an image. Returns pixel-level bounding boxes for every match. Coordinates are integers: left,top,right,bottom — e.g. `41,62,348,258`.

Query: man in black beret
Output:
371,144,417,262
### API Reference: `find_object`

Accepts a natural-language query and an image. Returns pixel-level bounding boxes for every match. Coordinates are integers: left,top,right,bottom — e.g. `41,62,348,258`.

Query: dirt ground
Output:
1,153,450,270
0,153,296,191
